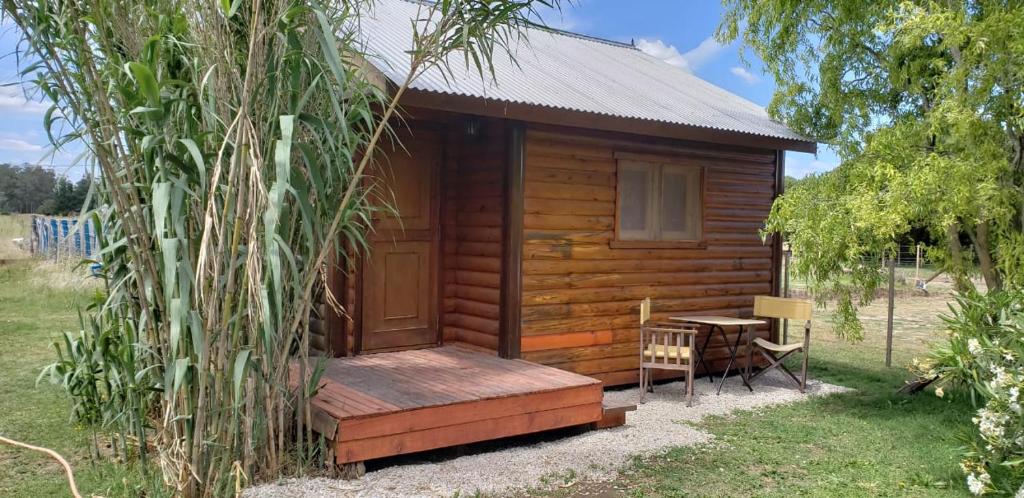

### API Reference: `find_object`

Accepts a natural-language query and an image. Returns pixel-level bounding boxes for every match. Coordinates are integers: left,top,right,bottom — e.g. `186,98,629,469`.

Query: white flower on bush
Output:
991,365,1014,388
942,292,1024,495
968,471,991,495
975,407,1008,440
969,338,983,355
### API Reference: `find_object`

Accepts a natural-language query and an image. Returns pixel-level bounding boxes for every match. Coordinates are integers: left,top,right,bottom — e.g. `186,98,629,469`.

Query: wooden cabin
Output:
305,0,817,471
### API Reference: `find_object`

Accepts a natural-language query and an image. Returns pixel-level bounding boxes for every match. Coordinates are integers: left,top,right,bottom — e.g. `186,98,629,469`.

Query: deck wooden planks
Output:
336,402,603,463
306,345,604,464
338,384,602,441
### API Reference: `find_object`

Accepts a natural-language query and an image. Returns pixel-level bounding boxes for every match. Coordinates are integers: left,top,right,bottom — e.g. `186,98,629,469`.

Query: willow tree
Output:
718,1,1024,337
7,0,556,495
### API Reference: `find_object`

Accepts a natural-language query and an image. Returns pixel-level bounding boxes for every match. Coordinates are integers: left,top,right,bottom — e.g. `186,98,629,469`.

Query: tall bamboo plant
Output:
9,0,557,495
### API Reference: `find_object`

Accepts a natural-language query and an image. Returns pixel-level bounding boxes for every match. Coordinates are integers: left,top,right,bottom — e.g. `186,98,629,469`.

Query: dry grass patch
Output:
28,259,102,292
0,214,31,260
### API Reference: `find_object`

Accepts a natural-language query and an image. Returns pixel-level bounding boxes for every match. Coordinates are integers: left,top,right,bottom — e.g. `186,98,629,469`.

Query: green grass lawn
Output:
603,343,973,497
0,261,155,497
554,296,976,497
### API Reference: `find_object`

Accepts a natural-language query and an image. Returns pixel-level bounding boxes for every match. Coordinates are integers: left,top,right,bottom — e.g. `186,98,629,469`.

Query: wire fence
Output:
781,242,949,367
784,243,946,296
29,215,100,261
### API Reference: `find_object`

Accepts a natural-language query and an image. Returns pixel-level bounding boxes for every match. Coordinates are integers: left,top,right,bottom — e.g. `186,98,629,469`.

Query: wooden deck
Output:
306,345,604,464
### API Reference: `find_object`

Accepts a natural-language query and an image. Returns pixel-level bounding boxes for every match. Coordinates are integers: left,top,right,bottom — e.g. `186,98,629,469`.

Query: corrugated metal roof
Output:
354,0,809,143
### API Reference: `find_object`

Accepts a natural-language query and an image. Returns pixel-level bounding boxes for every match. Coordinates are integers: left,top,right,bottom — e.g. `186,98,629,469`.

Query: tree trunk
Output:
945,223,975,293
970,221,1002,293
1013,131,1024,233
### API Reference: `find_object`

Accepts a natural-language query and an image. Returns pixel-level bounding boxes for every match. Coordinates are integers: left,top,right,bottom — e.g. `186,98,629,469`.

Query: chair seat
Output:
644,344,690,360
753,337,803,353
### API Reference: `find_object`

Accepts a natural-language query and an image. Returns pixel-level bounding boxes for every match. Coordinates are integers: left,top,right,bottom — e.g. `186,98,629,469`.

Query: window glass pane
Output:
618,164,652,239
660,166,701,240
661,169,688,234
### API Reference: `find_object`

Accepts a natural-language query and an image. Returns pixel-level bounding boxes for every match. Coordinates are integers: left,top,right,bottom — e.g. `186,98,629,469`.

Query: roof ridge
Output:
390,0,637,50
526,23,636,50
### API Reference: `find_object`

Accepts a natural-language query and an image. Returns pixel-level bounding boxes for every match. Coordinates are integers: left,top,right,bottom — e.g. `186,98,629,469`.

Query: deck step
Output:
295,345,605,464
595,401,637,429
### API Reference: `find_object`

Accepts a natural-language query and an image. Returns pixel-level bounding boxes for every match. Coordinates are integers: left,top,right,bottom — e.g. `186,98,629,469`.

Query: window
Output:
615,157,703,246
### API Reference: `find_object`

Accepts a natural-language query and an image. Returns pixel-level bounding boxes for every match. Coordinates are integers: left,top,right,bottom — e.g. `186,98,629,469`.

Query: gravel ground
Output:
246,371,849,498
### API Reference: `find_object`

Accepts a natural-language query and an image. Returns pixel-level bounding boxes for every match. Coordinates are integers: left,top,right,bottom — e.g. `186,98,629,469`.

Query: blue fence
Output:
30,215,100,259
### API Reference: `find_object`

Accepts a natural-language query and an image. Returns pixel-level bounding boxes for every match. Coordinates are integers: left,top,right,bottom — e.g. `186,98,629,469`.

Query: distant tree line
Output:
0,163,92,215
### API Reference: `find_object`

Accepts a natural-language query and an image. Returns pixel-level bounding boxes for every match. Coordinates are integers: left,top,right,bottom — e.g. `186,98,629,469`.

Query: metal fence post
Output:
885,257,896,367
782,249,791,344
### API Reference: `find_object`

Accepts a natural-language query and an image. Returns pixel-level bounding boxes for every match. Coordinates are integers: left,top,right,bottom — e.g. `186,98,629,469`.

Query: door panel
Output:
377,136,435,232
362,240,434,351
360,132,440,352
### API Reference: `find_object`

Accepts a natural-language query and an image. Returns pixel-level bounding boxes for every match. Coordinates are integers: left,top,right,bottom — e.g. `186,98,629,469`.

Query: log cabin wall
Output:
519,127,781,386
441,118,507,352
310,261,350,357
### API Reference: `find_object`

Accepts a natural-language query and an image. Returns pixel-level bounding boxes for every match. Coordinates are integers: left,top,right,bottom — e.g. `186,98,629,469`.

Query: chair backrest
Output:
754,296,812,321
640,297,651,325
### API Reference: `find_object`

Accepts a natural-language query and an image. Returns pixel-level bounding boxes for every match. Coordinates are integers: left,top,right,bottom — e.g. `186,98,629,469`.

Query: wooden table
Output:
669,315,766,395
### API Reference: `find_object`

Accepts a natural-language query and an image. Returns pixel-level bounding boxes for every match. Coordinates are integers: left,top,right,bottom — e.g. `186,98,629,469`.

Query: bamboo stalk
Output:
9,1,561,495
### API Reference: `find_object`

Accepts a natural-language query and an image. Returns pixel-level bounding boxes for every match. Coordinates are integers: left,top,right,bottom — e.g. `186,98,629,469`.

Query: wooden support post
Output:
885,257,896,367
337,461,365,480
770,150,786,343
499,122,525,359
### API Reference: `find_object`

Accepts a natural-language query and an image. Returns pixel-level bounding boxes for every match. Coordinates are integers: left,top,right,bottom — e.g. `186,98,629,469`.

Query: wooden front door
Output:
360,132,441,352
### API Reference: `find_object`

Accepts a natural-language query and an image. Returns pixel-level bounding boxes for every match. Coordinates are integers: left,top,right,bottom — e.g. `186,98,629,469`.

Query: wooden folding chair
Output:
639,297,698,406
745,296,813,392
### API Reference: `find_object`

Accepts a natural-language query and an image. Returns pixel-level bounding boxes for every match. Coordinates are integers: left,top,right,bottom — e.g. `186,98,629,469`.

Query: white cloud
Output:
0,137,43,152
636,36,725,73
532,4,585,32
0,86,49,114
683,36,725,69
730,66,759,84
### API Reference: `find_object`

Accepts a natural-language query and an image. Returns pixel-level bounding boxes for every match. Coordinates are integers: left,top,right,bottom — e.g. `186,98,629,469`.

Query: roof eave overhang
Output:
399,88,817,154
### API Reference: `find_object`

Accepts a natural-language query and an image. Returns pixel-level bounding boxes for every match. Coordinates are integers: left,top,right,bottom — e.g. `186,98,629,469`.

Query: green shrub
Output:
913,289,1024,495
40,288,159,463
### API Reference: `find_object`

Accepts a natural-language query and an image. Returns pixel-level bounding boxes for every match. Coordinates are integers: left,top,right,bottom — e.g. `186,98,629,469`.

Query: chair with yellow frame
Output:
638,297,699,406
745,296,814,392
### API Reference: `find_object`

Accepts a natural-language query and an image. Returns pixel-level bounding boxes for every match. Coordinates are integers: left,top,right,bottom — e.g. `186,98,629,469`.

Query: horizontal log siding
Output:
520,129,778,386
442,121,506,351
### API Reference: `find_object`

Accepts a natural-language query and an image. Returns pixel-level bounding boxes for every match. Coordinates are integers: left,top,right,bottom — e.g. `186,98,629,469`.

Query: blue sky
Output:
0,0,838,180
536,0,839,178
0,21,87,178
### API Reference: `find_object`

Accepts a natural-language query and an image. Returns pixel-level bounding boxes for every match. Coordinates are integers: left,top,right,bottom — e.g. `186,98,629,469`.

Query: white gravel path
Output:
246,371,849,498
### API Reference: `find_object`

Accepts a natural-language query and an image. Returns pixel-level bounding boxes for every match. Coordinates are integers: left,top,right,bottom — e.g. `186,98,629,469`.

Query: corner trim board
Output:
500,121,526,359
770,150,786,342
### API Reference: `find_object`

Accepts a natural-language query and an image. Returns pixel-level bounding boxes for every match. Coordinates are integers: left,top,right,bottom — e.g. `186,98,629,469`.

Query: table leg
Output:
739,325,754,390
716,324,753,395
695,325,715,383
